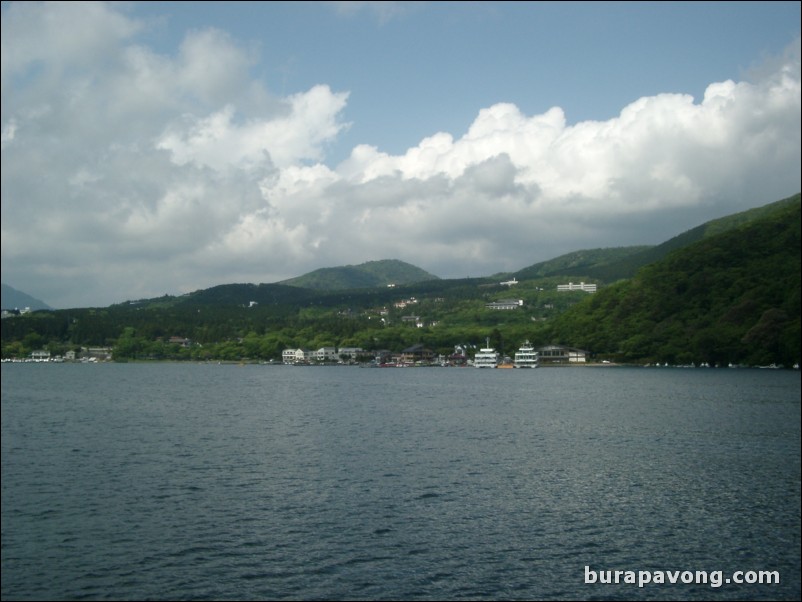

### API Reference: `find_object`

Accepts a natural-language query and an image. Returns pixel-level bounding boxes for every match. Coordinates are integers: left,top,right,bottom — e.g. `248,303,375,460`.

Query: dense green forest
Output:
2,194,799,367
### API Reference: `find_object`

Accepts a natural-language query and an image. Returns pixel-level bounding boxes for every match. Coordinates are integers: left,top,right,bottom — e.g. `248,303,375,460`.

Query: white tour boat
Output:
474,339,499,368
514,340,539,368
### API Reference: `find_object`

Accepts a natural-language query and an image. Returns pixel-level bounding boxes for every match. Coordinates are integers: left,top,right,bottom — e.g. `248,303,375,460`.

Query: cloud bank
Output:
1,2,800,308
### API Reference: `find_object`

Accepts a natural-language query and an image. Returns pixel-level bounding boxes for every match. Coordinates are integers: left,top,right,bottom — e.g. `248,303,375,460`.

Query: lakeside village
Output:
0,281,597,367
3,280,793,368
1,339,590,370
1,340,583,368
5,343,790,368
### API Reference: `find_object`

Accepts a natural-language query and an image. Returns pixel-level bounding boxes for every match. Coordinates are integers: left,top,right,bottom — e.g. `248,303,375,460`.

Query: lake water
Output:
1,364,800,601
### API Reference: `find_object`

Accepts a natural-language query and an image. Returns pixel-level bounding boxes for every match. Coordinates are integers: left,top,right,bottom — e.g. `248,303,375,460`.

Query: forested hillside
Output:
544,197,801,366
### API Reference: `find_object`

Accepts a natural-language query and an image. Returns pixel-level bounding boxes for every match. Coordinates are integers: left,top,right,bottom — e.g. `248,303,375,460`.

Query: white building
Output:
557,282,597,293
282,348,310,364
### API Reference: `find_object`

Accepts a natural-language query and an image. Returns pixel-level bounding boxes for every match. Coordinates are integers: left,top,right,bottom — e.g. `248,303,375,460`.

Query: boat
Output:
513,340,539,368
473,338,499,368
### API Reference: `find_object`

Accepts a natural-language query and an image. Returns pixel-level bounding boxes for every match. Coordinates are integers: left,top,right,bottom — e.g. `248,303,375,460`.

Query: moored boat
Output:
514,340,539,368
473,338,499,368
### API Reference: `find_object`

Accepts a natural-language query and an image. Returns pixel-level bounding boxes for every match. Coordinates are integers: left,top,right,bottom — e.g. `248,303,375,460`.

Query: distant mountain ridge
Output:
4,193,798,367
280,259,440,290
121,194,802,307
8,194,799,310
1,283,52,310
508,246,653,281
280,195,801,292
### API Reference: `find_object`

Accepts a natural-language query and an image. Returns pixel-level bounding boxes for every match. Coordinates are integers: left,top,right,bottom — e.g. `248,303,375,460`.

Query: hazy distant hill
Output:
281,259,440,290
1,284,52,310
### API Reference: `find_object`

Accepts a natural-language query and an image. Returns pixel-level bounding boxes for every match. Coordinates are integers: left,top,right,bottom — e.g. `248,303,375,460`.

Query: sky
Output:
1,1,800,309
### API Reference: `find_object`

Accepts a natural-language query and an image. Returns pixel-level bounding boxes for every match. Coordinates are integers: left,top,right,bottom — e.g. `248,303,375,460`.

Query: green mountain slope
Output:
581,193,802,282
546,196,801,366
281,259,440,290
510,193,801,284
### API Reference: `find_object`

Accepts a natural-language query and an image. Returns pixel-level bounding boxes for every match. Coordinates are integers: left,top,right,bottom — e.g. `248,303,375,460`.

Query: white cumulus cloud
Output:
1,2,799,308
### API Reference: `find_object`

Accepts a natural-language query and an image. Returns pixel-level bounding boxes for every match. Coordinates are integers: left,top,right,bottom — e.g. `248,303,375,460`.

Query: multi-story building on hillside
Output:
557,282,597,293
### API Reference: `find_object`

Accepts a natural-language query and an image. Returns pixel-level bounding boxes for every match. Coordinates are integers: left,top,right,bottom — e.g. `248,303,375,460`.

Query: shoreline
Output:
2,359,795,369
